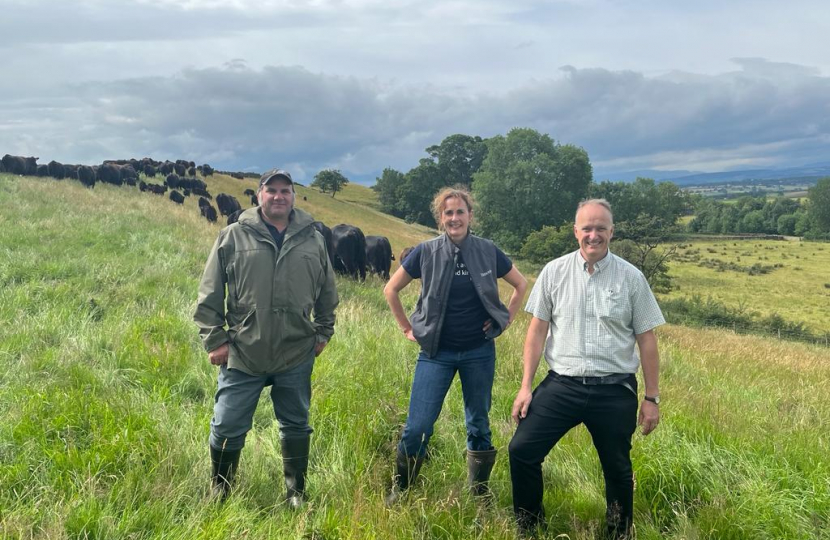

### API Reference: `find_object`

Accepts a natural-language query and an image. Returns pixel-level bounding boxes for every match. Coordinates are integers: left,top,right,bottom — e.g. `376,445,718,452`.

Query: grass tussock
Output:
1,174,828,539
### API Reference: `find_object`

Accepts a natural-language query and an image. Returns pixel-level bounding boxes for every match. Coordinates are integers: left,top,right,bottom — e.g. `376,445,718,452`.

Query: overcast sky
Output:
2,0,829,183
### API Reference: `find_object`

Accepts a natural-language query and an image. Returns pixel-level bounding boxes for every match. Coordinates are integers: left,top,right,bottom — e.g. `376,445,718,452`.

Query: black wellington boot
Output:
281,435,311,510
384,450,425,506
210,446,241,501
467,448,497,498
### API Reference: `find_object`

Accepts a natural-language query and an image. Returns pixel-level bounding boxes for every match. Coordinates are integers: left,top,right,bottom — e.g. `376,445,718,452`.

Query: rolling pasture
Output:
664,238,830,335
1,173,828,539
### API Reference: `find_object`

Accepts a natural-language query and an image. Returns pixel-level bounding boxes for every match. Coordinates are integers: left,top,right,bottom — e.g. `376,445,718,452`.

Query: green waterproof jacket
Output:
194,206,339,375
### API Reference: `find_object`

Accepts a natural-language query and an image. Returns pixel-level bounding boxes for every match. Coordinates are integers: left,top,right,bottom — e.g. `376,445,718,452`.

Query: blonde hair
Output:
432,185,475,231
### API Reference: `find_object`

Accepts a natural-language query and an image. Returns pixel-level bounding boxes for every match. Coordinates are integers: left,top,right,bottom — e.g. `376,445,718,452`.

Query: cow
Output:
332,224,367,281
64,164,80,179
0,161,5,173
169,190,185,204
191,186,212,199
399,246,415,265
201,203,218,223
47,160,66,179
198,197,211,210
311,221,335,265
144,165,157,177
365,235,395,280
227,209,243,225
120,165,138,186
243,188,256,197
36,164,49,177
158,161,174,175
174,163,186,176
165,173,181,188
187,166,196,177
199,164,214,176
2,155,38,175
77,166,96,188
216,193,242,217
97,163,123,185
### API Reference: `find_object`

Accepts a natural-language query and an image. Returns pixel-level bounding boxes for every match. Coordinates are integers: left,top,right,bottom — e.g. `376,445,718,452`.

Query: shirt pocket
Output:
597,287,629,321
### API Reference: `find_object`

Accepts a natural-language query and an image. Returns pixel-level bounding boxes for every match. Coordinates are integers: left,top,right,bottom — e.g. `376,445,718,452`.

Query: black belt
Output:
551,370,637,395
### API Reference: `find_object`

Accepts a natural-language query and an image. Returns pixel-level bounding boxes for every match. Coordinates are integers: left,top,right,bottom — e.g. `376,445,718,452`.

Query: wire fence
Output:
671,318,830,348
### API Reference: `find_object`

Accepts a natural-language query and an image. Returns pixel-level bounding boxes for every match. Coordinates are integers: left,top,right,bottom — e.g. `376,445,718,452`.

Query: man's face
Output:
258,177,295,223
574,203,614,262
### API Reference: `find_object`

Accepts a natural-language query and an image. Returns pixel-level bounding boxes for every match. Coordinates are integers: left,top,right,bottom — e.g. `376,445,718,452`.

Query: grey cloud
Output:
1,59,827,182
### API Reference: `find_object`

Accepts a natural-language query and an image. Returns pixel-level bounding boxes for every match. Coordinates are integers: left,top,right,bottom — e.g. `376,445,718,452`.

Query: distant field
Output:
662,237,830,333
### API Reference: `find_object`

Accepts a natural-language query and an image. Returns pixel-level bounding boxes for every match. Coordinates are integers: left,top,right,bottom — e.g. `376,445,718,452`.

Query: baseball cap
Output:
259,168,294,187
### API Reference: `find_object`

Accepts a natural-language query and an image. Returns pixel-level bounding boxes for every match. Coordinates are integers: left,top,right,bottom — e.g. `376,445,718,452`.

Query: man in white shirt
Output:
508,199,664,538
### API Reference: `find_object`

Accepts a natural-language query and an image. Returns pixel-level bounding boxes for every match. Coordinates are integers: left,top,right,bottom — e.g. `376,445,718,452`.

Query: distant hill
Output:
596,162,830,186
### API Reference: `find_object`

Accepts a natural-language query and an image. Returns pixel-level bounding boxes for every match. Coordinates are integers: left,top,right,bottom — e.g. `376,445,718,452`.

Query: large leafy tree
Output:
589,177,690,224
426,134,488,187
372,167,406,218
807,176,830,232
473,128,592,251
397,159,445,227
312,169,350,197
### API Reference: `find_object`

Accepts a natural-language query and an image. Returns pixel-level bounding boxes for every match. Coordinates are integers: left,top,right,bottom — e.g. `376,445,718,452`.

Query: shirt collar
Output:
578,249,611,273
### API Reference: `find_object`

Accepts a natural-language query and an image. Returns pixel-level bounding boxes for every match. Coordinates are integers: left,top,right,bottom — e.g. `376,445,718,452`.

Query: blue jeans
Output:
398,340,496,457
209,354,315,451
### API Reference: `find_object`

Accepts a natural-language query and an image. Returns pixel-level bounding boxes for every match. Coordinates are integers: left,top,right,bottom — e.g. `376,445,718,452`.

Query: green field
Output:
663,238,830,334
1,174,828,539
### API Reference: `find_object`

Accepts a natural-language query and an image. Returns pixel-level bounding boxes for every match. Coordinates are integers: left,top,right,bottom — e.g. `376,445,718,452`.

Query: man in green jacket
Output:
194,168,338,508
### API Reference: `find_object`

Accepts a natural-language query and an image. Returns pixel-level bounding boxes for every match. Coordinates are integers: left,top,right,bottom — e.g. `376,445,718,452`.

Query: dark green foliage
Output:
807,176,830,233
473,128,592,251
519,223,577,264
312,169,350,197
613,215,680,293
589,177,691,224
660,295,825,344
689,194,815,236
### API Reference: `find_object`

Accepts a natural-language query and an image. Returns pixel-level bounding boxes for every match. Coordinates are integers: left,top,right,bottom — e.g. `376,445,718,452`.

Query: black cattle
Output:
332,224,367,281
311,221,335,264
0,161,5,173
64,164,80,179
77,166,95,188
165,173,181,188
399,246,415,265
140,181,167,195
144,165,156,177
187,166,196,177
120,165,138,186
243,188,256,197
250,195,257,206
303,196,308,201
158,161,174,175
97,163,123,185
365,235,394,280
216,193,242,217
199,164,214,176
198,196,211,210
227,209,243,225
47,160,66,179
179,177,207,191
2,155,38,175
174,163,186,176
191,186,212,199
169,190,185,204
201,203,218,223
36,164,49,177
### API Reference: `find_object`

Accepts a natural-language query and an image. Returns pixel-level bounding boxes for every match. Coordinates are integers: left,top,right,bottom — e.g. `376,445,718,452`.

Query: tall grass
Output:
1,174,828,539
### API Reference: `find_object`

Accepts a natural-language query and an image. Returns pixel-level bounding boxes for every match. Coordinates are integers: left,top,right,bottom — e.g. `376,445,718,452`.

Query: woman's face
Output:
441,196,471,243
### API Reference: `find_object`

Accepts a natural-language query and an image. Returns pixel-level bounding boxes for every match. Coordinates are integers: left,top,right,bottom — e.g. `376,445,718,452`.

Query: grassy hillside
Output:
663,238,830,333
1,174,828,539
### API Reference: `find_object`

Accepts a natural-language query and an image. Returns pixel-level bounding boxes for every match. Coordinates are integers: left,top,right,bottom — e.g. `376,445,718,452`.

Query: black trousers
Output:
508,371,638,536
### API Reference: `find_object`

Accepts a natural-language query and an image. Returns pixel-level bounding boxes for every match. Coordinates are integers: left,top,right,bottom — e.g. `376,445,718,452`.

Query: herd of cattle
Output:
2,153,403,281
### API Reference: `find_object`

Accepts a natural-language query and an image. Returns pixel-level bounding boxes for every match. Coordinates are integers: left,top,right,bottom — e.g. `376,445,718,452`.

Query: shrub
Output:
519,223,576,264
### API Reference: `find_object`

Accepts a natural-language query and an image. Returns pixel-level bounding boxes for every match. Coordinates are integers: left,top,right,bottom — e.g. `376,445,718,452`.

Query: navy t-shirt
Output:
403,243,512,351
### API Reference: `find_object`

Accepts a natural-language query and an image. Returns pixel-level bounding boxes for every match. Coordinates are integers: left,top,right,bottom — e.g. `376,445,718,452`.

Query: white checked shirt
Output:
525,249,665,376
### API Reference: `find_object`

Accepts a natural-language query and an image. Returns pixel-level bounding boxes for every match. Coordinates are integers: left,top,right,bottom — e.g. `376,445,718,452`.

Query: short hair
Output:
575,198,614,223
432,185,475,231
